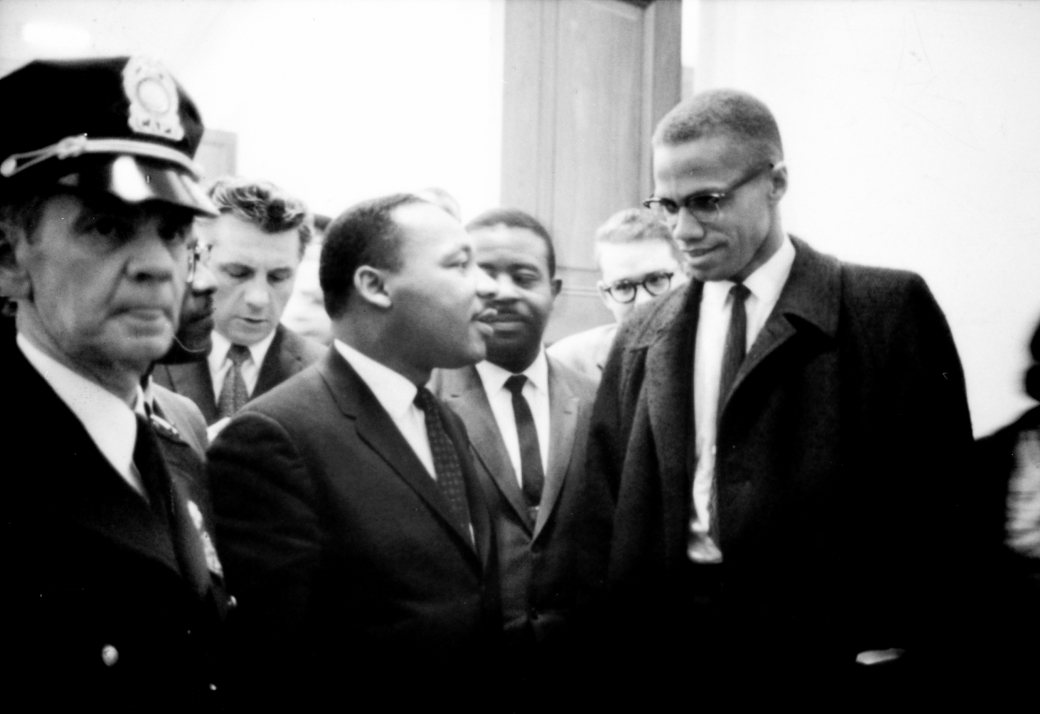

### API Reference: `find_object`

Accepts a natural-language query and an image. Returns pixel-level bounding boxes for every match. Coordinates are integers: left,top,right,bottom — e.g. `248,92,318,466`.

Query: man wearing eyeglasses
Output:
587,89,973,702
0,57,228,709
548,207,687,382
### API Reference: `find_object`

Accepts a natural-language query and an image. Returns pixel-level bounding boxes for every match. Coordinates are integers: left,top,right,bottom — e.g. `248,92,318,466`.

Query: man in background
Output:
547,207,686,381
0,56,228,709
207,193,501,706
431,209,612,702
154,176,323,429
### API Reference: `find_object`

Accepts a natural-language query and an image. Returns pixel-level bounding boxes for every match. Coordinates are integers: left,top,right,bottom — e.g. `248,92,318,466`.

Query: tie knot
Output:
228,344,251,365
413,386,437,413
730,283,751,304
505,374,527,395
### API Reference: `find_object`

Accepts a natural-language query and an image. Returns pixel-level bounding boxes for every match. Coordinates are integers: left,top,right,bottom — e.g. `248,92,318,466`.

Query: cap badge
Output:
122,57,185,142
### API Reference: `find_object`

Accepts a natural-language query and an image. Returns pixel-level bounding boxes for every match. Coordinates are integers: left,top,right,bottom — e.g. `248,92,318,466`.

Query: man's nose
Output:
126,226,181,284
673,208,706,241
474,265,498,299
633,284,658,306
191,258,217,296
243,279,271,308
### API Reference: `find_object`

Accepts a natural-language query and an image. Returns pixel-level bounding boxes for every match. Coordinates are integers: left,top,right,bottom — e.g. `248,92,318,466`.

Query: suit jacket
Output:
154,323,324,424
207,348,501,705
2,343,228,711
588,237,973,685
546,322,617,383
431,358,612,648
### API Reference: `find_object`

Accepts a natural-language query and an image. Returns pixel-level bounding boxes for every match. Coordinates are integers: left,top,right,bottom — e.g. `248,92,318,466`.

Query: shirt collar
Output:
333,339,418,419
17,332,140,479
475,347,549,396
702,234,796,308
209,326,279,374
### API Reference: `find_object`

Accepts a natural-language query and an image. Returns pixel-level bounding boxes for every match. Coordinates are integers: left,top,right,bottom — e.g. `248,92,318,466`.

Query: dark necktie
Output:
217,344,251,419
717,283,750,423
505,374,545,522
134,414,171,522
414,387,474,542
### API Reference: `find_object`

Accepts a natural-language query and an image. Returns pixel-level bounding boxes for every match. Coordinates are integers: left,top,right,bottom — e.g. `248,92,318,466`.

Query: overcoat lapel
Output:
722,237,842,415
642,281,702,557
438,367,533,532
534,362,579,539
317,351,482,564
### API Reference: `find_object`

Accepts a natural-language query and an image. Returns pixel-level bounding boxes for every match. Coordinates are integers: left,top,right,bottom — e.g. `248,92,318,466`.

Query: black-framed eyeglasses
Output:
600,271,674,304
642,161,781,227
185,241,210,284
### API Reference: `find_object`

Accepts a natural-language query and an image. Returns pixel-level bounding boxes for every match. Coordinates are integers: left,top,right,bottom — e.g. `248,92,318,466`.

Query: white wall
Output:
0,0,504,221
696,0,1040,436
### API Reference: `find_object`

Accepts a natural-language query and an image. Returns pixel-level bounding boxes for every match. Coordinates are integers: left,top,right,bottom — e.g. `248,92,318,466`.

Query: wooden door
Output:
500,0,682,342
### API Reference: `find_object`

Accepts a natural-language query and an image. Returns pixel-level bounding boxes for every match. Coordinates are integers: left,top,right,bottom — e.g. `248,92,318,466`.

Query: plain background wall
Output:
0,0,505,221
694,0,1040,436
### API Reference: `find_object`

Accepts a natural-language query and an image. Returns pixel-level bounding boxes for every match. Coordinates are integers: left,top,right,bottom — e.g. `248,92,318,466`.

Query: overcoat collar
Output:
316,349,488,569
636,236,842,500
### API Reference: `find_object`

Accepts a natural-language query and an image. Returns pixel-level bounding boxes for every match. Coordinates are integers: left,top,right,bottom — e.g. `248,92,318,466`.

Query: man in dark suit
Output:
588,89,973,701
431,209,612,701
0,57,228,710
153,177,323,429
207,193,501,706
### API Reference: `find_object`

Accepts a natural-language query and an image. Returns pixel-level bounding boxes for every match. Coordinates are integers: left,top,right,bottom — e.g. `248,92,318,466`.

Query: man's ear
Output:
768,161,788,203
353,265,392,309
550,277,563,298
596,280,612,311
0,222,32,301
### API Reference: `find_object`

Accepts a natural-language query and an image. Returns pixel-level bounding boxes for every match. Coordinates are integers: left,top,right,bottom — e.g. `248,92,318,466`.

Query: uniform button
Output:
228,595,238,609
209,684,218,692
101,644,119,667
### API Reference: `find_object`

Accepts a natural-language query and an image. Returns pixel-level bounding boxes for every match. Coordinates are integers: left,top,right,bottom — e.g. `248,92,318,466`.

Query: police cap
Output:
0,56,217,216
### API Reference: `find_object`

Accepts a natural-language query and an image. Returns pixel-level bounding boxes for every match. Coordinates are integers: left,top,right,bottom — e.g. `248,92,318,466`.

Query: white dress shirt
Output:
689,235,796,563
208,328,278,400
475,350,551,488
333,339,436,480
18,333,147,497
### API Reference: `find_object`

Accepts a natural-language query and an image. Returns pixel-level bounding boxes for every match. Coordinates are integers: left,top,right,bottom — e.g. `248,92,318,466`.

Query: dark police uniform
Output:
0,57,229,711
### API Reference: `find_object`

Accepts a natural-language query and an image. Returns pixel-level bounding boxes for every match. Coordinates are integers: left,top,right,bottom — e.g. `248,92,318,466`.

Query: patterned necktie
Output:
414,387,474,541
717,283,751,423
505,374,545,522
217,344,251,419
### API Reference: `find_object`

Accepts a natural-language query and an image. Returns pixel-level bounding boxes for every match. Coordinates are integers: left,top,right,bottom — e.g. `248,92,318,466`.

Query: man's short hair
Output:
320,193,425,319
207,177,313,257
465,208,556,278
652,88,783,165
593,207,682,266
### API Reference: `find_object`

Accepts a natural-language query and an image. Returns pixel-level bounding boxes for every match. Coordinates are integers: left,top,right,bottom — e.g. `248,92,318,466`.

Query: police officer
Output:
0,57,228,709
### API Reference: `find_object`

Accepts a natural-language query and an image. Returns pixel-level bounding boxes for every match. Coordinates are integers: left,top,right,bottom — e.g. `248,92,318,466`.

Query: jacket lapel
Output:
159,361,218,424
534,362,579,539
438,367,533,532
318,350,481,563
254,323,287,397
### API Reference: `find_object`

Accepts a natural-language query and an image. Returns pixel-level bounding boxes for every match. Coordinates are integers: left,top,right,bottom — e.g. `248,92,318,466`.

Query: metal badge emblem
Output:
122,56,185,141
187,500,224,578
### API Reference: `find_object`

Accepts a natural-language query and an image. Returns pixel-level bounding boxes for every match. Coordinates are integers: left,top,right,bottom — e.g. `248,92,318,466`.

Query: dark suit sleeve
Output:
206,410,324,700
